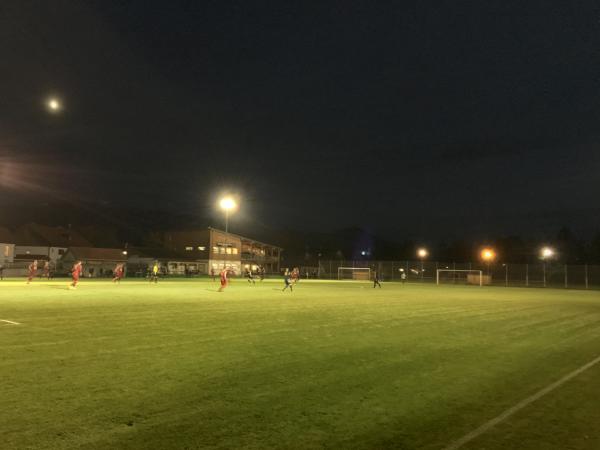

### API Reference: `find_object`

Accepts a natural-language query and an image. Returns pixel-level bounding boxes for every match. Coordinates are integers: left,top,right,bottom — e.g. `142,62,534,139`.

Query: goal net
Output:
436,269,485,286
338,267,371,280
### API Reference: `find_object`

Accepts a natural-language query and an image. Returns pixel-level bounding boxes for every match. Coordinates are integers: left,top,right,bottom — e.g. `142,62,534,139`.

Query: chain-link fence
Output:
313,260,600,290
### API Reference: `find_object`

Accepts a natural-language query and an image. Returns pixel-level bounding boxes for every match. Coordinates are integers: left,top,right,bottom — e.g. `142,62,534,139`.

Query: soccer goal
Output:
436,269,485,286
338,267,371,280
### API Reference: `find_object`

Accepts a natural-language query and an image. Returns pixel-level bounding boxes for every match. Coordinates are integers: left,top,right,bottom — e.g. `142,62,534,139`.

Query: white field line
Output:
444,354,600,450
0,319,20,325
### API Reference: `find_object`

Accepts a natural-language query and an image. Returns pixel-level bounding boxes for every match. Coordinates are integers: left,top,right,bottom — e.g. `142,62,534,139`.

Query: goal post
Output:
338,267,371,281
436,269,484,286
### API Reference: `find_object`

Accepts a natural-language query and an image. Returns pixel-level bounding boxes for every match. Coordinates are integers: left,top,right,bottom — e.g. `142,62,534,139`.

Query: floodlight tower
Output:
480,247,496,275
417,248,428,280
219,196,237,233
540,246,555,287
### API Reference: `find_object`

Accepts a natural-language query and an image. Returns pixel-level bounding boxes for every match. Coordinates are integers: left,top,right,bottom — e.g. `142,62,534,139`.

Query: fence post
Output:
585,264,589,289
564,264,568,289
543,262,546,287
505,264,508,287
329,261,332,279
525,263,529,287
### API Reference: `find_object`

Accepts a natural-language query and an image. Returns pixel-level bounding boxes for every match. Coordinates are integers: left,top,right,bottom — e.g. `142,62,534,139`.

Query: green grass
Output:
1,278,599,449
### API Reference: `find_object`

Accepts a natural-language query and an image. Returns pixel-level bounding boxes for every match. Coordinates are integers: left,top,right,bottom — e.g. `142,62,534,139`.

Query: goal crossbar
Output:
436,269,483,286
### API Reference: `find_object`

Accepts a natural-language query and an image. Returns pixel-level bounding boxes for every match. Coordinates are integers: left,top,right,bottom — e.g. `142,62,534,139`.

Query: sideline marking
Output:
445,354,600,450
0,320,20,325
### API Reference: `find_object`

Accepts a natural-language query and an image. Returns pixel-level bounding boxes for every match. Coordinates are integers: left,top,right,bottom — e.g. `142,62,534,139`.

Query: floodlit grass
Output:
1,278,600,449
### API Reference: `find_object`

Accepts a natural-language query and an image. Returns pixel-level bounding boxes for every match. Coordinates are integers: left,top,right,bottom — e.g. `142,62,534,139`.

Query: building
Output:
0,226,15,266
13,223,92,264
60,247,127,277
162,227,282,274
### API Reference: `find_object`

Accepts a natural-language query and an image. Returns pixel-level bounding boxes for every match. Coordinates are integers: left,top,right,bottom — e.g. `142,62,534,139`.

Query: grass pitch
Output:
1,278,600,449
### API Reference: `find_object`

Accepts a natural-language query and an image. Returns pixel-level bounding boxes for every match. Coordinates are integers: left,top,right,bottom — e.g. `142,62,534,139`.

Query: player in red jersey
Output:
43,261,51,280
70,261,83,289
291,267,300,285
26,260,38,284
113,263,124,283
218,267,233,292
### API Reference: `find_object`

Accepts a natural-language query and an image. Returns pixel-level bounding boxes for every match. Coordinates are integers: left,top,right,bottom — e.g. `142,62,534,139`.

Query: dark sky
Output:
1,1,600,239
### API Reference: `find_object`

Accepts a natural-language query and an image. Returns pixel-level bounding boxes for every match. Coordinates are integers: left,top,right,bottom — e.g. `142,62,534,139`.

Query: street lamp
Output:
540,246,555,287
417,247,428,280
219,196,237,233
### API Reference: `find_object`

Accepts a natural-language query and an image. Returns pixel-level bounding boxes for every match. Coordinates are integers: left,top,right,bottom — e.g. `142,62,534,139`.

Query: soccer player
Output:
218,267,232,292
0,264,4,281
291,267,300,285
400,269,407,285
282,269,293,292
113,263,124,283
210,268,216,281
246,268,255,284
43,261,51,280
26,260,38,284
258,266,265,281
150,262,159,283
373,269,381,288
70,260,83,289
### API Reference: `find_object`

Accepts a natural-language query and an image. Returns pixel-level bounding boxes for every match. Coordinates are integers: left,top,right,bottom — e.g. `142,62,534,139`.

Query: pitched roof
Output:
0,226,15,243
14,223,92,247
66,247,127,261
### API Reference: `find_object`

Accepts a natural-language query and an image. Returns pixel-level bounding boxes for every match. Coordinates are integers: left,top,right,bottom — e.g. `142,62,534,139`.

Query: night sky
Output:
2,1,600,239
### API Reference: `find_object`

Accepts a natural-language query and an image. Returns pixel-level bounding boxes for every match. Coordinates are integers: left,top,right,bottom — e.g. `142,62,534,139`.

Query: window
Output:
198,246,206,251
185,246,193,251
226,247,232,254
4,246,9,257
219,247,226,254
213,247,219,254
232,248,238,255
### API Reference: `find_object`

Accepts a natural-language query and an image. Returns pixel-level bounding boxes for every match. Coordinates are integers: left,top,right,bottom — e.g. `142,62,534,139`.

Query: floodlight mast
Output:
219,197,237,233
417,248,428,280
540,246,555,287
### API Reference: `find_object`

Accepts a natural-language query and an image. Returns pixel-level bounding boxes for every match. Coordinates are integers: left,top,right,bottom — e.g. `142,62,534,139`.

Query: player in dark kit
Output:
282,270,293,292
246,268,255,284
70,261,83,289
373,270,381,288
26,260,38,284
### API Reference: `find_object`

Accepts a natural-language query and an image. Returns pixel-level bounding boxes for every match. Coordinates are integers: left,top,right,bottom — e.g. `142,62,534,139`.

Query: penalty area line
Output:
444,353,600,450
0,319,21,325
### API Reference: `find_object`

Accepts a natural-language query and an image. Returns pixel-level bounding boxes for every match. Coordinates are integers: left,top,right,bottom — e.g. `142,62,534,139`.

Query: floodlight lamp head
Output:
417,248,428,258
219,197,236,211
540,247,554,260
46,97,62,112
480,248,496,262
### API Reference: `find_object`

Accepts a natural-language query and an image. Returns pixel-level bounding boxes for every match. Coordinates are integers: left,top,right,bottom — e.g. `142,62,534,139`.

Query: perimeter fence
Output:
307,260,600,290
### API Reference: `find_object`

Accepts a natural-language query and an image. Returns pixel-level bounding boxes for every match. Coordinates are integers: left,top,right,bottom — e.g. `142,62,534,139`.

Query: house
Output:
14,223,92,264
60,247,127,277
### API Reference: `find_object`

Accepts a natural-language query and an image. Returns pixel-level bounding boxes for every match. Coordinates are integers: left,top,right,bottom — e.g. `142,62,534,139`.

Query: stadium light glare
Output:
480,248,496,262
219,196,237,233
46,97,62,113
540,247,555,260
417,248,428,259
